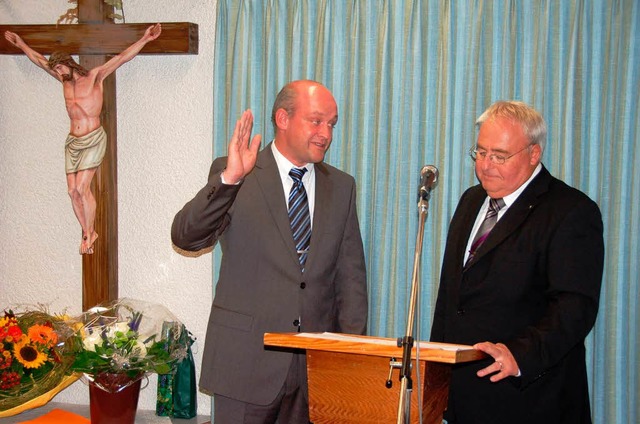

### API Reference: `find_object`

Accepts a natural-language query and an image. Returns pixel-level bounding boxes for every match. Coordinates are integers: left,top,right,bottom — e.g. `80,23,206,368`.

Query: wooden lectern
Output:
264,332,485,424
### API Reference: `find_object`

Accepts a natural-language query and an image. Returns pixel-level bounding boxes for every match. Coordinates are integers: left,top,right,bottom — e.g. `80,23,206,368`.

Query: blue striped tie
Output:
288,168,311,271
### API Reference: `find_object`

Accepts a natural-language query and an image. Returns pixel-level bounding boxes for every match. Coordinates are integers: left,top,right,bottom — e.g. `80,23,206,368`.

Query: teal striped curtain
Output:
211,1,639,421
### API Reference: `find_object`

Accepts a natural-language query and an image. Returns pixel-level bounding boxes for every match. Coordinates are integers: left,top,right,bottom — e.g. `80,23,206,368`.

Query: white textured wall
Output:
0,0,216,416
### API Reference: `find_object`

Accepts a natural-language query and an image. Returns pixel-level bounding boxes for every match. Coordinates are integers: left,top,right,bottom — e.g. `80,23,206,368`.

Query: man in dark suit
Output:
431,101,604,423
172,80,368,423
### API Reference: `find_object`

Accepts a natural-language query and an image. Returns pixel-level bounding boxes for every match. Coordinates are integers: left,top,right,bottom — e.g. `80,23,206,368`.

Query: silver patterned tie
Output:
465,197,505,267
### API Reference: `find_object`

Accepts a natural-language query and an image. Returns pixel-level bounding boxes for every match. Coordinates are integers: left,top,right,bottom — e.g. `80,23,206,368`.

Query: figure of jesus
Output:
5,24,162,254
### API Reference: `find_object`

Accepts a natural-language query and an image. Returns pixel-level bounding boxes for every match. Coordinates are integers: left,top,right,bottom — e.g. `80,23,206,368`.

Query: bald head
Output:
271,80,335,133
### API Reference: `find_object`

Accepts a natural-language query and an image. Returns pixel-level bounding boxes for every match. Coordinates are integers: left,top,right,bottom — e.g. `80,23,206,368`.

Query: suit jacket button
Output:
293,319,300,327
300,282,306,289
456,308,465,316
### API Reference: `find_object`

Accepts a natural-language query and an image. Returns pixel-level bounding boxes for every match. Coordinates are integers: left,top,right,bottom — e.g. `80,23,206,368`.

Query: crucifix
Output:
0,0,198,311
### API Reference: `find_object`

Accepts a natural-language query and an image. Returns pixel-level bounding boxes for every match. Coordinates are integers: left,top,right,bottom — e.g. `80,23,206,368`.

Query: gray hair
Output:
476,101,547,152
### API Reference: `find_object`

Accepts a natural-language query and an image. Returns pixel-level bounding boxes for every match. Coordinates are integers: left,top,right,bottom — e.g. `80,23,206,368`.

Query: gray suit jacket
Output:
172,143,368,405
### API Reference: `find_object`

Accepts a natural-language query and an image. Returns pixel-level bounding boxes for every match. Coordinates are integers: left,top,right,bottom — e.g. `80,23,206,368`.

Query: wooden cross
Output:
0,0,198,311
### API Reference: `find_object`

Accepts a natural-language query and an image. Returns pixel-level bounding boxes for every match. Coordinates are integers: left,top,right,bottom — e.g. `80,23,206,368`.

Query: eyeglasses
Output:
468,145,532,165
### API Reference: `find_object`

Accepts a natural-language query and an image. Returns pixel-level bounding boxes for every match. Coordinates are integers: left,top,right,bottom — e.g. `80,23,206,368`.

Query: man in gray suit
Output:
172,80,368,423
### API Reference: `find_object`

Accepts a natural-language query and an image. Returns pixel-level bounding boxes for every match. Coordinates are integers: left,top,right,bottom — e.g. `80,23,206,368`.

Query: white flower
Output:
82,330,103,352
131,340,147,358
106,321,131,339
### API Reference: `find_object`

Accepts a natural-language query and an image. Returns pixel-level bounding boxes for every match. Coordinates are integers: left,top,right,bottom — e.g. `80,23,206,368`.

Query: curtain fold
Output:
212,1,639,421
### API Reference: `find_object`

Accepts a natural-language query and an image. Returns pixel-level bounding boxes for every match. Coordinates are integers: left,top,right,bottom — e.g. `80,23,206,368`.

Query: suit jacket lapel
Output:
253,144,300,268
454,190,485,272
305,162,331,273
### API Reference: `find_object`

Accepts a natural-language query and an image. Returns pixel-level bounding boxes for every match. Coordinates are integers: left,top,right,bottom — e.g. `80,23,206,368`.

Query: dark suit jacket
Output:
171,143,368,405
431,165,604,424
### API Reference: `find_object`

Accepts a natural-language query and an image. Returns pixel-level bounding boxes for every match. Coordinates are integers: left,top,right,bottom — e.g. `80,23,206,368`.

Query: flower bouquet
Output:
0,308,77,417
68,298,189,391
67,298,191,424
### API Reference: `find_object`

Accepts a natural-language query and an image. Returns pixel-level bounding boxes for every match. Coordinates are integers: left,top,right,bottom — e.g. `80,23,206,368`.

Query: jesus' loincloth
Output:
65,126,107,173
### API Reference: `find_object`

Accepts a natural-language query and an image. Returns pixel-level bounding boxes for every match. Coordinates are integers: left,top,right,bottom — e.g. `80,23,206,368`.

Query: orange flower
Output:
28,324,58,347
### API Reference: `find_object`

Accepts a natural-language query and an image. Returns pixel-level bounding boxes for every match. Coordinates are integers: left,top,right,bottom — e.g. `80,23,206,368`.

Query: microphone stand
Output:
396,167,437,424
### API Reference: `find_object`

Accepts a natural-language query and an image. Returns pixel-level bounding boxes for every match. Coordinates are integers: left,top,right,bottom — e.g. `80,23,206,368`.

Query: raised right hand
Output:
222,109,262,184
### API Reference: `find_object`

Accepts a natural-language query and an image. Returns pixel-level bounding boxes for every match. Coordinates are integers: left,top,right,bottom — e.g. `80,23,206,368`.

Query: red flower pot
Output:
88,373,142,424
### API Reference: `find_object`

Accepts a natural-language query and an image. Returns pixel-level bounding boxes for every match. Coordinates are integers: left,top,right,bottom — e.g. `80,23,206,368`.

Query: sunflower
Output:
13,336,47,369
28,324,58,347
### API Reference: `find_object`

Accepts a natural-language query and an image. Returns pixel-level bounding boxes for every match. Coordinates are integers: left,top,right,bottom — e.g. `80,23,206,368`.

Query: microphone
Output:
419,165,439,202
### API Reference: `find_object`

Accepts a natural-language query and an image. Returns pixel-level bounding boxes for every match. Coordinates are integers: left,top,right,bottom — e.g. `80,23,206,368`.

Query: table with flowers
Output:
1,299,202,423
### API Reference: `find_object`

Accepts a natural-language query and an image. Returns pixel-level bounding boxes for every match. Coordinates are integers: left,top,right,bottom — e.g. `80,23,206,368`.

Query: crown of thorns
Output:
47,52,88,75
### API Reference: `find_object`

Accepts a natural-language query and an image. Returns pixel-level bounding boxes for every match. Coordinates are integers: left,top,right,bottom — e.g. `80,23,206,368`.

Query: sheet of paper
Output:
296,332,472,351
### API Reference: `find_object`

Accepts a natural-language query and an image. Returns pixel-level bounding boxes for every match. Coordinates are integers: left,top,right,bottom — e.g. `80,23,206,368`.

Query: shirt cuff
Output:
220,170,242,185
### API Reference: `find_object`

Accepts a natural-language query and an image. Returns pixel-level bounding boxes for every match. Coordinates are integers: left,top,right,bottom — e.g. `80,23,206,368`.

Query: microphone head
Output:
420,165,438,187
419,165,439,202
